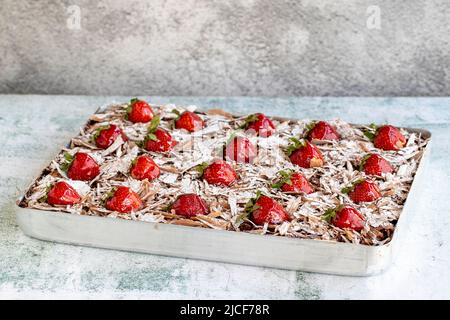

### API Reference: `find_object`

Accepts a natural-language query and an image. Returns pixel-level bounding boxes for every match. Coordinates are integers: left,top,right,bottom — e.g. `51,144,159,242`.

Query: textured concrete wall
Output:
1,0,449,96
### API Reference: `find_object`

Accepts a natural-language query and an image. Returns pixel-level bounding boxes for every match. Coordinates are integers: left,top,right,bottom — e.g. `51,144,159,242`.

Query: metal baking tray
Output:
15,107,432,276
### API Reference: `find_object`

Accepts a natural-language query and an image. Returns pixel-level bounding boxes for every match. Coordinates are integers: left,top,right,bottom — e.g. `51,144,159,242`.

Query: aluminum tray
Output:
15,108,432,276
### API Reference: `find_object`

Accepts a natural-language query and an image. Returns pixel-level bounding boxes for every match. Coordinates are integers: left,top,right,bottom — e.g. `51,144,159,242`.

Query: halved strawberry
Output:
342,179,381,203
196,160,238,186
47,181,81,206
306,121,340,141
360,154,393,176
364,124,406,151
171,193,209,217
244,191,291,225
126,98,154,123
240,113,276,137
63,152,100,181
173,110,205,132
93,124,128,149
272,170,314,194
224,136,257,164
324,205,365,231
287,138,324,168
143,116,177,152
130,155,160,181
105,186,142,213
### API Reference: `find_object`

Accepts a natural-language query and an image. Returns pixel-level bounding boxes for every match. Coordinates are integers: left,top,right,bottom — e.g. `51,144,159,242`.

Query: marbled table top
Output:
1,95,449,299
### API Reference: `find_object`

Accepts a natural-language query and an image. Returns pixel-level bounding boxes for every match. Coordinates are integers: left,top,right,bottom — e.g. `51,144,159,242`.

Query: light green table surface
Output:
1,95,449,299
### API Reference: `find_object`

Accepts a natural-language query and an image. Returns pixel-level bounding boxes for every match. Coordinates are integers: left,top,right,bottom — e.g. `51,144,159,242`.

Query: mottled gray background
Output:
1,0,449,96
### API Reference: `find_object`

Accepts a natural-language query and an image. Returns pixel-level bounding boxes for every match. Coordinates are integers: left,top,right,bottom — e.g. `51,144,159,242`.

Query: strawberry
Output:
240,113,276,137
360,154,393,176
105,186,142,213
306,121,340,141
173,110,205,132
364,124,406,151
342,179,381,203
93,124,128,149
143,116,177,152
224,136,257,164
287,138,324,168
171,194,209,217
63,152,100,181
126,98,154,123
324,205,365,231
196,160,238,186
244,191,291,225
47,181,81,206
130,155,160,181
272,170,314,194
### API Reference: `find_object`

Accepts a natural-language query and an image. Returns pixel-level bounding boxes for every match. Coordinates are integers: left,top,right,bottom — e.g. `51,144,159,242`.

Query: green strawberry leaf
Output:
341,186,353,194
358,154,372,171
234,210,251,227
38,185,52,203
130,157,139,169
170,109,182,129
286,137,306,156
143,133,157,144
64,152,74,162
323,208,336,223
363,123,378,141
237,190,265,227
341,179,365,194
271,169,294,189
363,131,376,141
147,115,161,134
102,187,117,205
172,109,181,117
60,152,74,172
323,205,343,223
194,162,209,177
91,125,109,142
226,130,241,145
125,98,139,120
239,113,260,129
304,121,317,137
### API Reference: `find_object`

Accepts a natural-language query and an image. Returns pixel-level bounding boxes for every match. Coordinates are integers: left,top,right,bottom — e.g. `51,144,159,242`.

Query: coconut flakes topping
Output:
19,103,430,246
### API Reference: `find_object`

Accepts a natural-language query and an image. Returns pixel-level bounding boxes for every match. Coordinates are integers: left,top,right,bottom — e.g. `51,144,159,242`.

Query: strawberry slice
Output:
173,110,205,132
306,121,340,141
196,160,238,186
360,154,393,176
47,181,81,206
287,138,324,168
224,136,257,164
126,98,154,123
324,205,365,231
244,191,291,225
272,170,314,194
171,194,209,217
63,152,100,181
240,113,276,137
143,116,177,152
130,155,160,181
364,124,406,151
342,179,381,203
93,124,128,149
105,186,142,213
